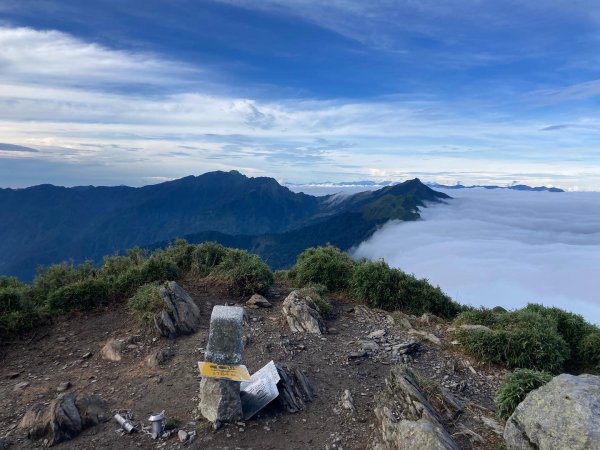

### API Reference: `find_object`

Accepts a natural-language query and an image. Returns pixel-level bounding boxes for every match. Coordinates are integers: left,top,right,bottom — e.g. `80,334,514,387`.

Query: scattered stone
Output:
392,341,419,355
479,415,503,436
57,336,66,343
348,351,368,359
146,347,175,368
282,290,325,334
246,294,272,308
276,364,315,413
199,306,245,429
8,372,20,379
100,339,123,362
359,340,380,353
177,430,189,443
19,392,108,446
504,373,600,450
81,352,92,359
367,329,386,339
56,382,71,393
13,381,30,392
409,330,442,345
341,389,354,412
370,365,460,450
155,281,202,338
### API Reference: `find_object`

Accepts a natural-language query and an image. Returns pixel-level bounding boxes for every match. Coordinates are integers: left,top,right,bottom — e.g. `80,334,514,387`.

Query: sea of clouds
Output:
353,188,600,325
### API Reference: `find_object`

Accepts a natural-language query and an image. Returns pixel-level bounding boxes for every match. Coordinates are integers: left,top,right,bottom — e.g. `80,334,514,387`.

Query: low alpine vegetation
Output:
494,369,553,419
454,305,600,374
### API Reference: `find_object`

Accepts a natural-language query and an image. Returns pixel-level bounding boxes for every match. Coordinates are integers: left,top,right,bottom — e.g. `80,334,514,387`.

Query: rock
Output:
368,329,386,339
276,364,315,413
0,437,12,449
504,373,600,450
199,378,242,427
100,339,123,362
408,330,442,345
56,382,71,393
13,381,29,392
178,430,189,443
453,324,492,332
19,392,107,445
8,372,20,379
199,306,245,428
479,415,503,436
246,294,272,308
155,281,202,338
341,389,354,412
146,347,175,369
359,340,380,353
282,290,325,334
370,365,460,450
392,341,419,355
81,352,92,359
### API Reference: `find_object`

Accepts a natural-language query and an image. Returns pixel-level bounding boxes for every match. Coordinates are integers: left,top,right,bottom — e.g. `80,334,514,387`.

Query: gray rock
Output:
178,430,189,443
154,281,202,338
13,381,29,392
246,294,272,308
370,365,460,450
100,339,123,361
19,392,107,445
199,378,242,428
146,347,175,369
368,329,386,339
504,373,600,450
282,290,325,334
341,389,354,412
359,340,380,353
56,382,71,393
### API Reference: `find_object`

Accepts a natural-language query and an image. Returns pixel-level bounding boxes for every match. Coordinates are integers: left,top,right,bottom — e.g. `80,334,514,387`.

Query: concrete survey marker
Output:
205,305,244,365
198,305,245,428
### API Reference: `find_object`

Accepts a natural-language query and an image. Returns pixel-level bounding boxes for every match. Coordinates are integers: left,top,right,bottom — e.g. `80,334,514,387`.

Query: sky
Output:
354,189,600,325
1,1,600,189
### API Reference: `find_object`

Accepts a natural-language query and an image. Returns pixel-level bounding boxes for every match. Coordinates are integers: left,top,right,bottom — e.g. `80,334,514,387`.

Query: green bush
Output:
454,308,503,327
579,332,600,374
47,278,110,311
397,272,463,319
455,323,569,372
31,261,96,303
190,242,229,276
127,283,164,324
0,286,26,314
350,259,401,309
0,276,24,289
161,239,196,272
211,249,273,296
494,369,553,419
293,246,355,291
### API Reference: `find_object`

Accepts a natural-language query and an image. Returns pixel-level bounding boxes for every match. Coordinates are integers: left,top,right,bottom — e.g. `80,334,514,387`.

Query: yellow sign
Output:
198,361,251,381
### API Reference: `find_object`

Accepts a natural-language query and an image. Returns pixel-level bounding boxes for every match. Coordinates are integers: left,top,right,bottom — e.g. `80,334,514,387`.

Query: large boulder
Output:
19,392,108,446
504,373,600,450
282,290,325,334
155,281,202,338
370,365,460,450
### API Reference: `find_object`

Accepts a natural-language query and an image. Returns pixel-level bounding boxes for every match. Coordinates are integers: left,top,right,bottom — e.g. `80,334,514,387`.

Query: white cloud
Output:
353,189,600,325
1,25,599,188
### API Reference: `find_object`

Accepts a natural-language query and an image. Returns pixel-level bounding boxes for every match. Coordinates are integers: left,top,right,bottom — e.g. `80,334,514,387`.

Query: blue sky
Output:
1,0,600,189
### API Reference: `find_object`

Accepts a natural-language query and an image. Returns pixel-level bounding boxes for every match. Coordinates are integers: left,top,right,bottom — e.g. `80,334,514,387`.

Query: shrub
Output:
31,261,95,303
190,242,229,276
161,239,196,272
127,283,164,324
0,309,48,337
47,278,110,311
455,324,569,372
579,332,600,374
454,308,504,327
211,249,273,296
293,246,355,291
494,369,553,419
0,276,23,289
112,256,179,298
0,286,26,314
397,272,463,319
350,259,401,309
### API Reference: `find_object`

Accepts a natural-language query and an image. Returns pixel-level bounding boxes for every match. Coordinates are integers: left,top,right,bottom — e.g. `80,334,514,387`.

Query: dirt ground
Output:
0,279,506,449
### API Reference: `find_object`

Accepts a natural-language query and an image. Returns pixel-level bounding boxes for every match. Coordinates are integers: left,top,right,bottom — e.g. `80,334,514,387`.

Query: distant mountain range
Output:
287,180,564,193
427,183,565,192
0,171,449,280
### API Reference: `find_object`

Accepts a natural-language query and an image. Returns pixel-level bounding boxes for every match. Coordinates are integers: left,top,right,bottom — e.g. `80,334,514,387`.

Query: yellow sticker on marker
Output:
198,361,251,381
